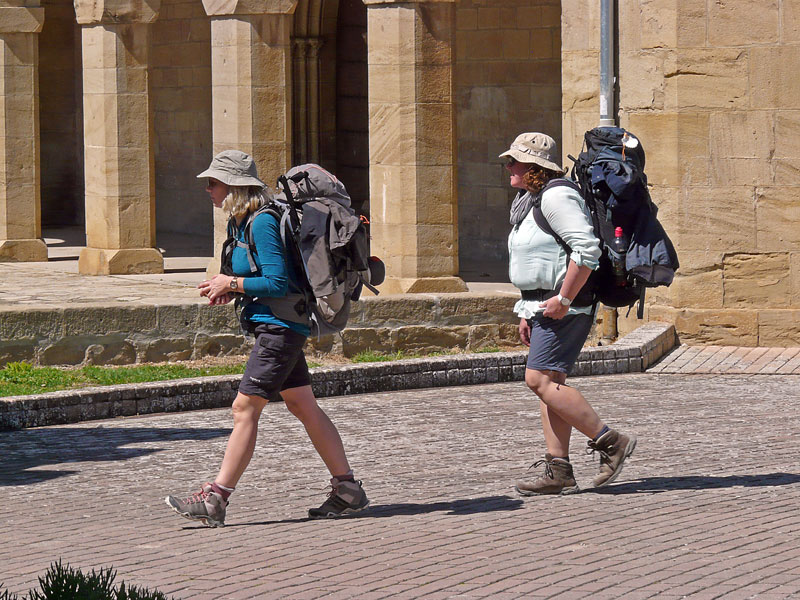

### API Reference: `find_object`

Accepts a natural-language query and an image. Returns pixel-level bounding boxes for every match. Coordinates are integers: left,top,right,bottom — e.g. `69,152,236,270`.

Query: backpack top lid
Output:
284,164,352,209
584,126,646,171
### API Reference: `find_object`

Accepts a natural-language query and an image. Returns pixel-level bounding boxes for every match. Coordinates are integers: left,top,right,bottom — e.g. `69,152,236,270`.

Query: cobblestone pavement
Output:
2,373,800,599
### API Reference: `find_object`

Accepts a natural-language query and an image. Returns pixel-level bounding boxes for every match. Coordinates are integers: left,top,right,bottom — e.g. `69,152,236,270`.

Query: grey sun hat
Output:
499,132,565,173
196,149,266,187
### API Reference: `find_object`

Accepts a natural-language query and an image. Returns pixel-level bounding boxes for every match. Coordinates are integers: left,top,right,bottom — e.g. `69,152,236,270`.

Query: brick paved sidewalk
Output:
2,373,800,599
650,345,800,375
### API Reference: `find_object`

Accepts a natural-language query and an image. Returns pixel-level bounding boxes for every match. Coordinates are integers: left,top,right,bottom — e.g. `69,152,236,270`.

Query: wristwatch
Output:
556,293,572,307
230,277,239,291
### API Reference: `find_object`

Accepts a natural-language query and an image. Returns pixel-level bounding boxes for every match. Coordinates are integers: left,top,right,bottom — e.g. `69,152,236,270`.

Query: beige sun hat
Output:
499,132,565,173
196,149,266,187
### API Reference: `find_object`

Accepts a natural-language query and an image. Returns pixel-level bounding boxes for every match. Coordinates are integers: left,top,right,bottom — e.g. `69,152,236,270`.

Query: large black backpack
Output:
532,127,679,317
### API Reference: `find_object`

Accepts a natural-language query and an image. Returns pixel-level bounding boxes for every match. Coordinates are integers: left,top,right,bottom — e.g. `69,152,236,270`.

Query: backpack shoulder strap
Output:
531,178,581,256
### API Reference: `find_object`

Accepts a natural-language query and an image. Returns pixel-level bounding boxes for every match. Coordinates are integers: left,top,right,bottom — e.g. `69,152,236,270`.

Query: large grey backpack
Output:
223,164,384,338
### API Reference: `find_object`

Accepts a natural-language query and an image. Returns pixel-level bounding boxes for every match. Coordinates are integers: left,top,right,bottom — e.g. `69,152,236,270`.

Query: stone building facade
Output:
1,0,798,345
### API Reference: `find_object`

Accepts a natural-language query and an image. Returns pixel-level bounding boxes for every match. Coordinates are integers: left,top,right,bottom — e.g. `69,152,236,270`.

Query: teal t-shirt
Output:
231,211,311,337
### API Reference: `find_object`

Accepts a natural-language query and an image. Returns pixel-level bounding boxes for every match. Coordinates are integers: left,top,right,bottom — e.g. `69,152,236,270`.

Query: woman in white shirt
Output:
503,132,637,495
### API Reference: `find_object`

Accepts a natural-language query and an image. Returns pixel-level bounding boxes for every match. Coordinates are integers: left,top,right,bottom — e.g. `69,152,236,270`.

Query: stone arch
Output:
292,0,369,214
39,0,84,230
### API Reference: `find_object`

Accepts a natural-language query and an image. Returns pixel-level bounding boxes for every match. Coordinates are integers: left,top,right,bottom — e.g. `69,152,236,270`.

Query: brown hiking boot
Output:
587,429,637,488
515,454,580,496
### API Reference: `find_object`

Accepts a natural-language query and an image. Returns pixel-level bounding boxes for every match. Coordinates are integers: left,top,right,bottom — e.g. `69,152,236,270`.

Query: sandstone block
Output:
201,0,296,16
560,0,599,51
141,338,193,362
619,50,669,111
665,49,748,110
84,339,137,365
379,276,468,295
62,306,157,336
710,112,772,159
78,247,164,275
723,253,792,308
340,327,394,357
678,187,756,252
0,7,45,33
192,333,248,357
756,187,800,252
40,339,90,366
392,325,468,354
0,239,48,262
669,307,758,346
0,339,36,366
750,46,800,109
774,111,800,159
792,253,800,308
708,0,778,46
758,310,800,346
74,0,161,24
561,51,599,111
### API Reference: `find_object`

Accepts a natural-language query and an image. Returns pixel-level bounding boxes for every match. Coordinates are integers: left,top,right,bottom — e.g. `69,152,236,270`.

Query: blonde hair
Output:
222,185,271,218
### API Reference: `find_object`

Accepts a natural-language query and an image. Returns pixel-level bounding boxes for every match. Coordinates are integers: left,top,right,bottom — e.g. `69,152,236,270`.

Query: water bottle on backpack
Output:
611,227,627,286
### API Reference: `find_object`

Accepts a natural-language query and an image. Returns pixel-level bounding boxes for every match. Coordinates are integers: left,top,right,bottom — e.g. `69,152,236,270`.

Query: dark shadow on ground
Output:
0,426,231,486
229,495,525,527
588,473,800,494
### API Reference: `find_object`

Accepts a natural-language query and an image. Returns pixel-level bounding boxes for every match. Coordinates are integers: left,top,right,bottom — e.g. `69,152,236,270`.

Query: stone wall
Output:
455,0,562,274
562,1,800,346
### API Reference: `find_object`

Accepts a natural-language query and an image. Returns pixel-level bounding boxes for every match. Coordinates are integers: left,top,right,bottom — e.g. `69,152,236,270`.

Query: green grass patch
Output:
0,361,246,398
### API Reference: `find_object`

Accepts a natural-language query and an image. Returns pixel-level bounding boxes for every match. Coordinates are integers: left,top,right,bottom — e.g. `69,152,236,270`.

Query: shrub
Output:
1,561,174,600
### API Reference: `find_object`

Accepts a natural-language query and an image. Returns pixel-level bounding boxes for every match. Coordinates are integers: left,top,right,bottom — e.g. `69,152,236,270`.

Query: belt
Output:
520,289,557,302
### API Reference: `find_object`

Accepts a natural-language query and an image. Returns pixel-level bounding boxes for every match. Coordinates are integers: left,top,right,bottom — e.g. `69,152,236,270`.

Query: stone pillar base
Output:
79,247,164,275
379,276,468,295
0,239,48,262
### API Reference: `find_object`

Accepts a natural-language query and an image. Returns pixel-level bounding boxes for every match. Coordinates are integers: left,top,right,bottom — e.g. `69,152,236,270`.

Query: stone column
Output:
74,0,164,274
203,0,296,275
365,0,466,294
0,3,47,262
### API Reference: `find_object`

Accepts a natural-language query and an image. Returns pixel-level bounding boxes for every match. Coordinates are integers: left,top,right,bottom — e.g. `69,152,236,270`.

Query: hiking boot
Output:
587,429,637,488
165,483,228,527
308,478,370,519
515,454,580,496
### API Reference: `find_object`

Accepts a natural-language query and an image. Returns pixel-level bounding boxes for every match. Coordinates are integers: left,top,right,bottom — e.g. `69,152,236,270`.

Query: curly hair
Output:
222,185,271,219
522,165,563,195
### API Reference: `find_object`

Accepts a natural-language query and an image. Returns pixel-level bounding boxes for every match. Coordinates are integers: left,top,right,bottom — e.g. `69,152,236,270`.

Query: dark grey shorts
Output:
526,312,594,374
238,322,312,399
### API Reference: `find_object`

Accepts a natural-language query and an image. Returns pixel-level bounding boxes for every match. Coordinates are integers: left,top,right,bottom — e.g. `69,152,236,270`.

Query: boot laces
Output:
586,442,611,464
528,459,554,480
183,489,209,505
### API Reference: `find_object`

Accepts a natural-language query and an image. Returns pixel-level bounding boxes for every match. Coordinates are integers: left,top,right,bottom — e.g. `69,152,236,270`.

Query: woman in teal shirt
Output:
166,150,369,526
502,133,637,496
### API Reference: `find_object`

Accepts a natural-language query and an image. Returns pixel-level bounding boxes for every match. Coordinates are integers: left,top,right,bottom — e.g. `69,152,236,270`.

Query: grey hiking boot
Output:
165,483,228,527
587,429,637,488
515,453,580,496
308,478,370,519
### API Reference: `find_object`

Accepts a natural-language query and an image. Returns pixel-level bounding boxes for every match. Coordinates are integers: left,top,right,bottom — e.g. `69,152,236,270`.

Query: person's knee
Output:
282,387,318,421
231,393,265,424
525,369,551,397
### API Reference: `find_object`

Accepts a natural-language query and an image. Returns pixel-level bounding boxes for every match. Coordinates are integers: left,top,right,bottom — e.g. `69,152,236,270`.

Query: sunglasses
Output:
505,157,517,168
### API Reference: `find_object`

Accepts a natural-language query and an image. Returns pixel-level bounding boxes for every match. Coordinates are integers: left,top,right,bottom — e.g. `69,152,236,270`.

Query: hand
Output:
519,318,531,347
197,274,235,301
539,296,570,320
209,293,233,306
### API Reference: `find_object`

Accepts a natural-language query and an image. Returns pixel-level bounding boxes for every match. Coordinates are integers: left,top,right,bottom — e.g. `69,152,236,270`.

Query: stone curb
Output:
0,322,677,430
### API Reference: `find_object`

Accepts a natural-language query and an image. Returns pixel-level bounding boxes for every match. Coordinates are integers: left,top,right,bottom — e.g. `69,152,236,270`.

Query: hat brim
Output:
498,149,565,174
196,168,266,188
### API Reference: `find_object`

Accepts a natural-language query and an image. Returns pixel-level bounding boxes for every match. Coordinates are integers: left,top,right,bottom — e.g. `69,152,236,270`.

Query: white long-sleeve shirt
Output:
508,184,601,317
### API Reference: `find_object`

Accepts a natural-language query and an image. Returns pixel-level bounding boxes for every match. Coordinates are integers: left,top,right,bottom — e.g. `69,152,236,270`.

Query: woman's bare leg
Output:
281,385,350,476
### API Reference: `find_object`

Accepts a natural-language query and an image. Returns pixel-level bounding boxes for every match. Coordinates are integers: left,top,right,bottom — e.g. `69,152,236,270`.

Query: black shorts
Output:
526,312,594,374
238,322,312,399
